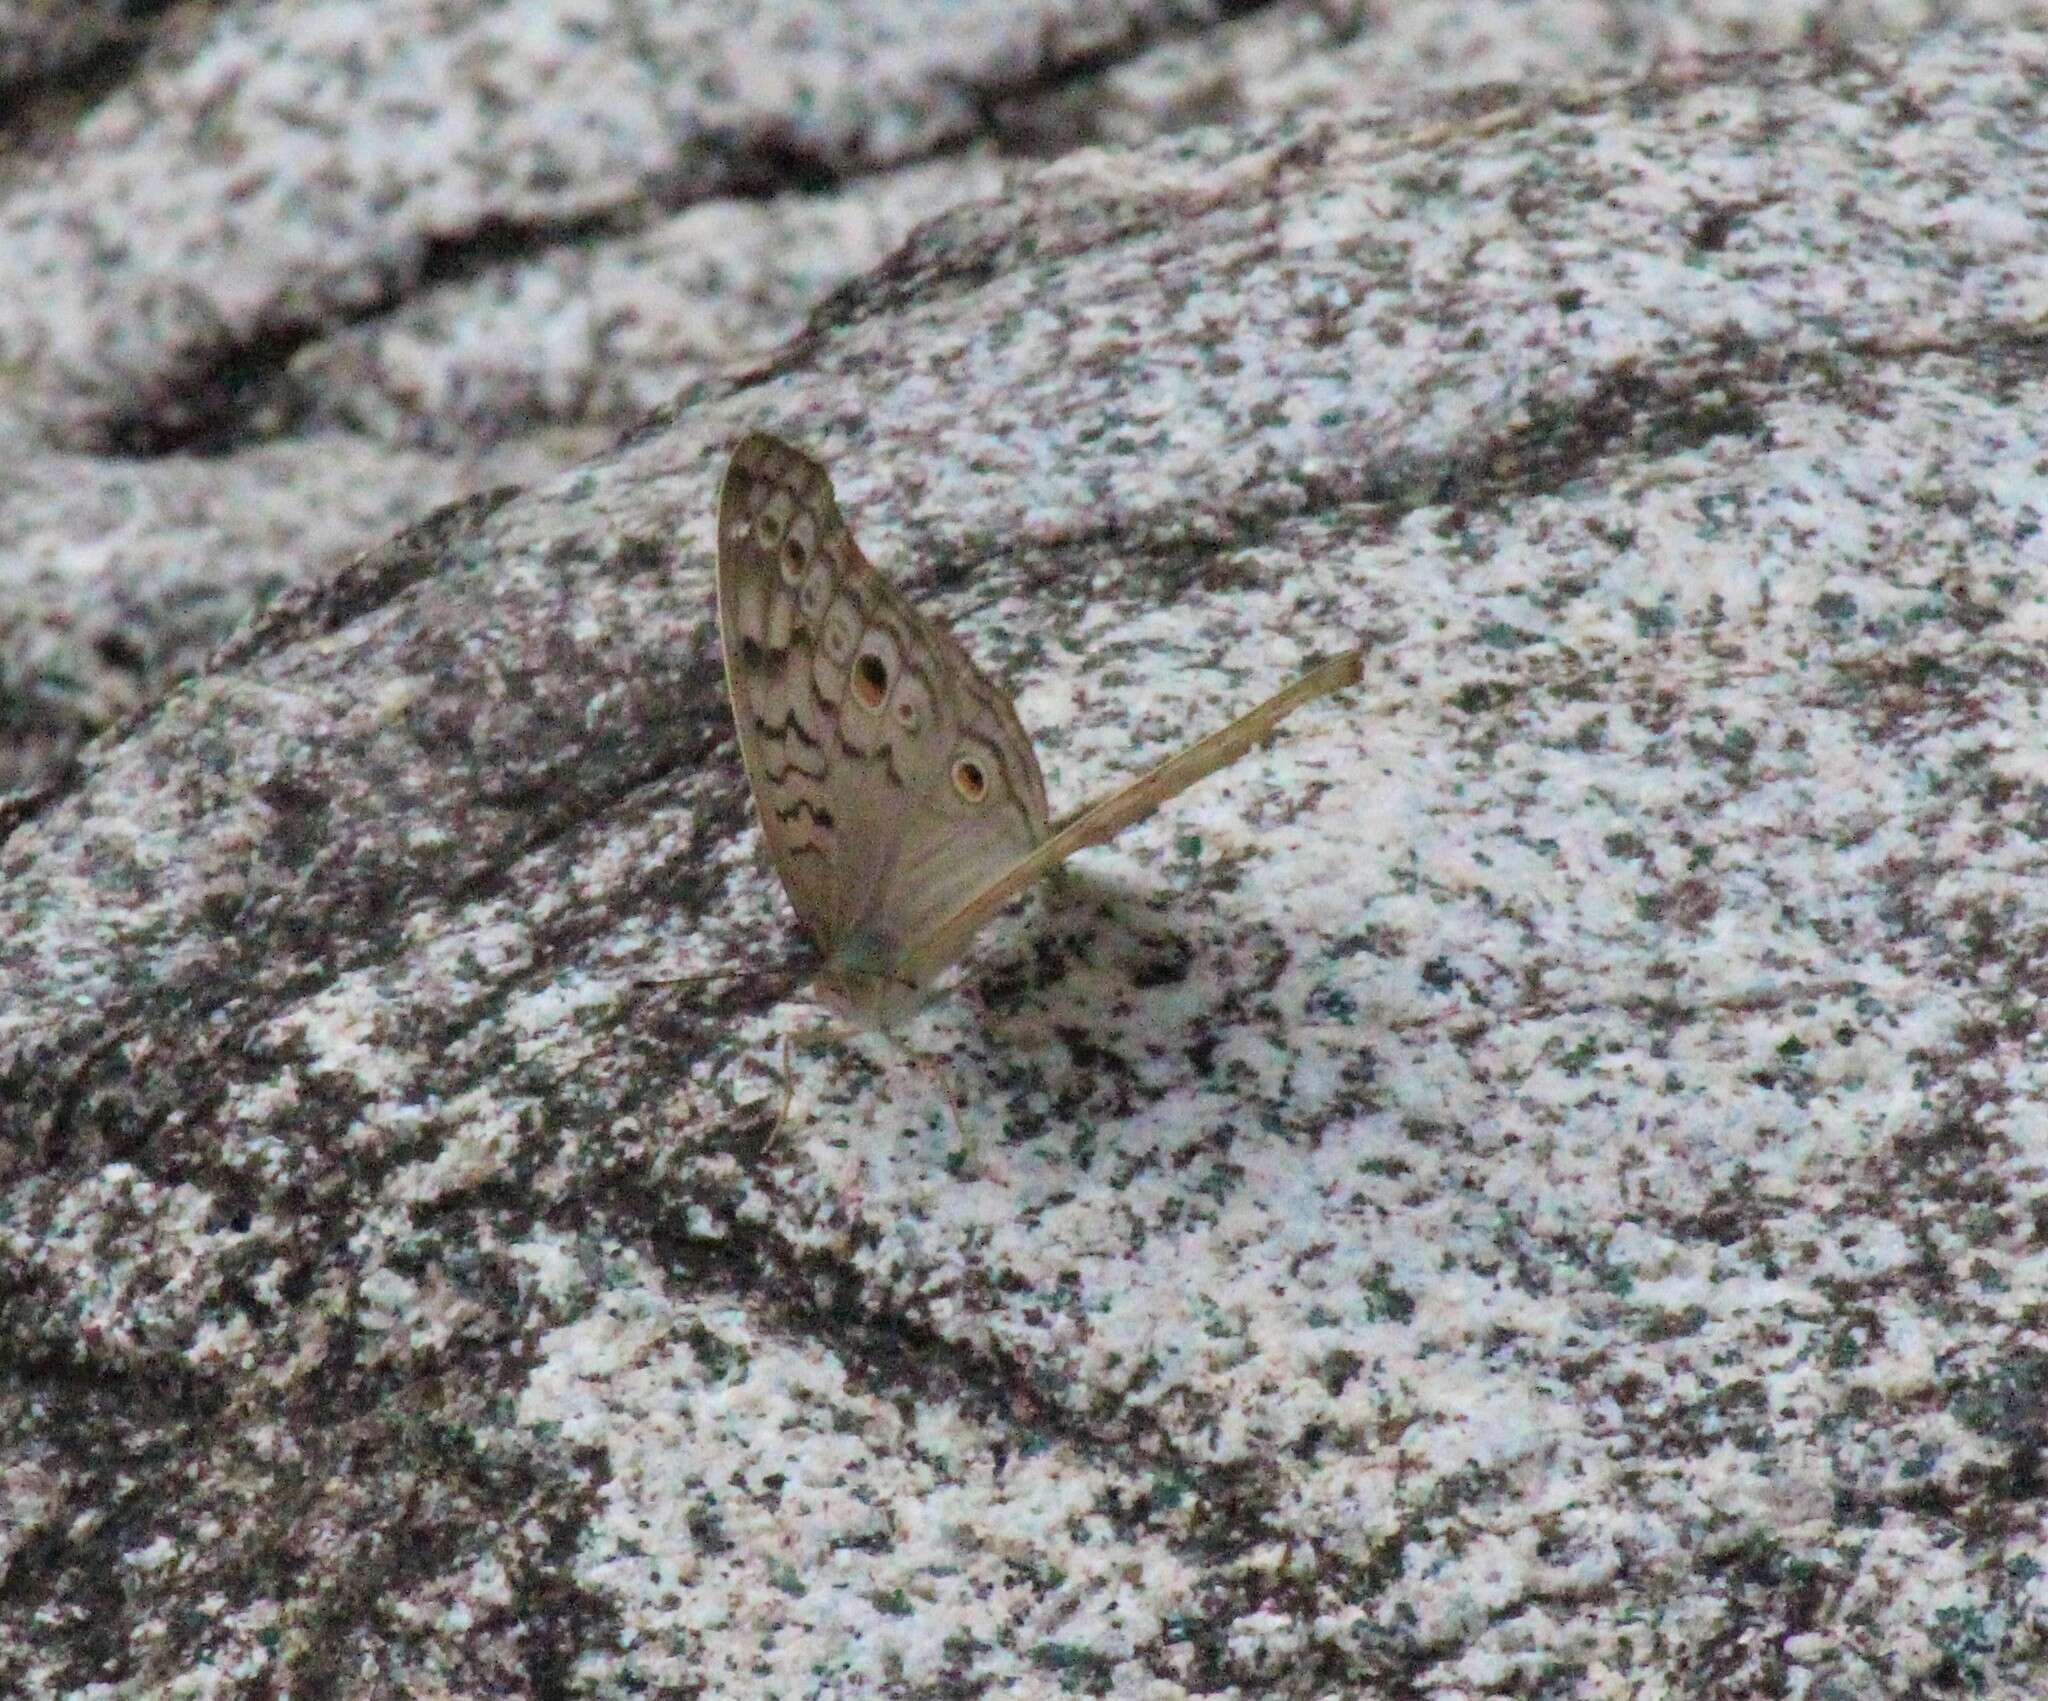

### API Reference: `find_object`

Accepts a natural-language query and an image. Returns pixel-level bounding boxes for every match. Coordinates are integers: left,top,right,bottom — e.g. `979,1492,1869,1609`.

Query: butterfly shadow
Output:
761,871,1364,1165
927,866,1260,1133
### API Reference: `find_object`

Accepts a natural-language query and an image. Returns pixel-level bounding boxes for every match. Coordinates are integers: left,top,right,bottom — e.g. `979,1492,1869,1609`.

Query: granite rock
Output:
7,0,2046,798
3,11,2048,1700
0,1,155,92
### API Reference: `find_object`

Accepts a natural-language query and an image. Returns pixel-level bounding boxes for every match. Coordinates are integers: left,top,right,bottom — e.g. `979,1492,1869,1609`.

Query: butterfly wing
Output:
715,434,1049,1005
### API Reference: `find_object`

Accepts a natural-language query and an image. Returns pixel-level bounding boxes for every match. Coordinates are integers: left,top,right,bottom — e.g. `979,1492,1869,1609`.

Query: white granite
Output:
1,10,2045,1699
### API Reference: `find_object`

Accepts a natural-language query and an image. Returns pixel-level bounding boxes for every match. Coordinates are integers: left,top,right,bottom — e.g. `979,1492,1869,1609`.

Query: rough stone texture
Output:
288,153,1012,451
4,22,2047,1697
0,419,565,797
0,0,1229,451
8,0,2048,807
0,0,1228,799
0,1,154,90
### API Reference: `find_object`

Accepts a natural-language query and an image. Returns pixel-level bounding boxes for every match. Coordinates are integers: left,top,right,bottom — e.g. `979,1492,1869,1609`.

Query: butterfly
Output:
715,432,1361,1029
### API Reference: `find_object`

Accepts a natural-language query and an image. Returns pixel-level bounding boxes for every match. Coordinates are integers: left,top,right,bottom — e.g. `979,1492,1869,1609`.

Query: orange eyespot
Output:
952,757,988,802
853,653,889,708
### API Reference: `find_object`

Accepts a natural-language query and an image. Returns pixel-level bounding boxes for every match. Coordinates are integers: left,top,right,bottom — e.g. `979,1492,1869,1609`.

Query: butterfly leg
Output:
878,1035,970,1164
755,1032,797,1156
920,1048,967,1162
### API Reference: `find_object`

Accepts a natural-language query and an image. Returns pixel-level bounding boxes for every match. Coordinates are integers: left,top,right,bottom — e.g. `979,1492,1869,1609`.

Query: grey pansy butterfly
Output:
716,432,1361,1029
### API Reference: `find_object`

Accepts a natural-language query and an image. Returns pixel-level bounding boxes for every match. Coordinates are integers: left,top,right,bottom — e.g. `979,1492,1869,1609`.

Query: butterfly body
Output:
715,432,1362,1029
812,933,936,1031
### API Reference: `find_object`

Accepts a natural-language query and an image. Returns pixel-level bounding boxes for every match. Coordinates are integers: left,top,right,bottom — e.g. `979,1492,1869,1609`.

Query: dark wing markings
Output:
751,708,825,749
773,799,837,830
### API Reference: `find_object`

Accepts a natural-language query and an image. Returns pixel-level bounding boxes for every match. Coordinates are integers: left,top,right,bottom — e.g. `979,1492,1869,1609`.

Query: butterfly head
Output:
815,931,932,1031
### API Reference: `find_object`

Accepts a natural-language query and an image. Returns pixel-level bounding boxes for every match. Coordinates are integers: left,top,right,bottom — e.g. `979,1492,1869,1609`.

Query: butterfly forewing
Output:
715,434,1049,997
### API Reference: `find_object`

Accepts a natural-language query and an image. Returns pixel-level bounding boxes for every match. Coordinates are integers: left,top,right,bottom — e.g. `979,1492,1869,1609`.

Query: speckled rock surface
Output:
288,153,1011,451
0,0,1222,798
4,27,2046,1697
0,419,559,796
0,0,1228,451
8,1,2048,806
0,1,152,90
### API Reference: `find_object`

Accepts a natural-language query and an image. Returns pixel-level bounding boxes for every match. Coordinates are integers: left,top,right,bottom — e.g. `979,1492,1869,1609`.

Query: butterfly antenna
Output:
901,649,1364,988
1046,649,1364,836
